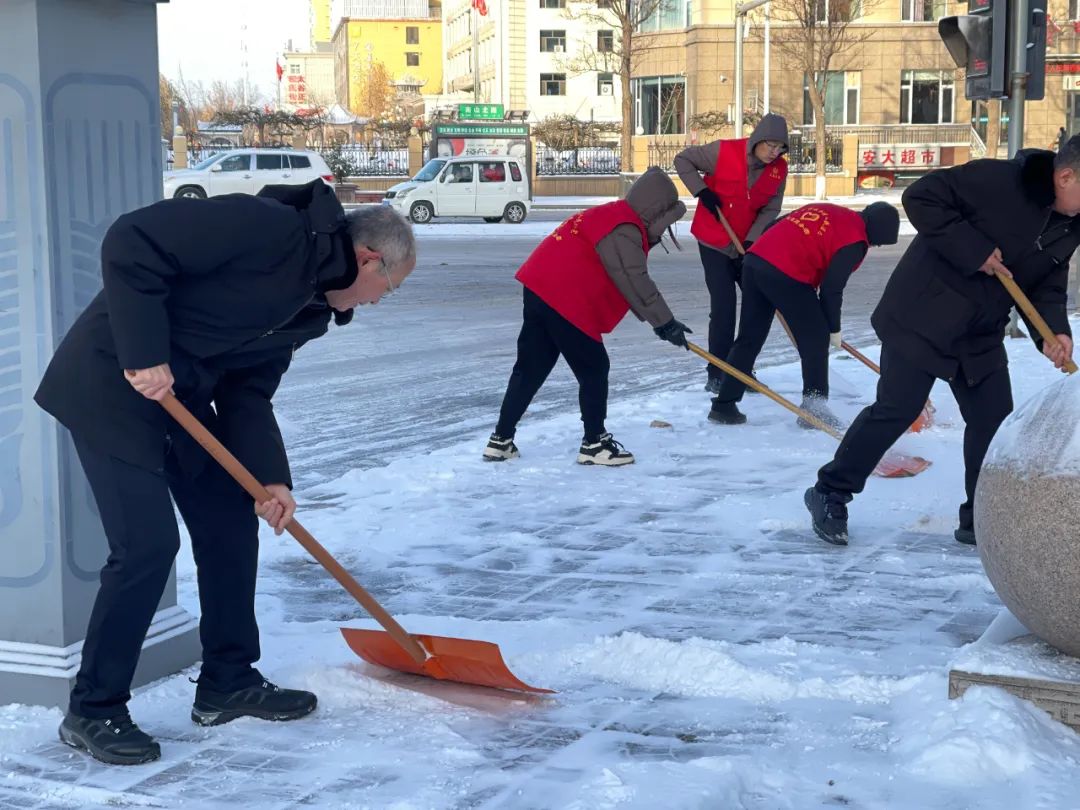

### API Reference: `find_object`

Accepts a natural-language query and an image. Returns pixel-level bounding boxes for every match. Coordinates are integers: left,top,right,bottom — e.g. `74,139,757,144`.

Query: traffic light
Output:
938,0,1047,101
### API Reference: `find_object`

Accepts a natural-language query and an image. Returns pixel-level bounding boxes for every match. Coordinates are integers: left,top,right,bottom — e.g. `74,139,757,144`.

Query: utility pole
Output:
473,3,481,104
733,0,772,138
1007,0,1029,157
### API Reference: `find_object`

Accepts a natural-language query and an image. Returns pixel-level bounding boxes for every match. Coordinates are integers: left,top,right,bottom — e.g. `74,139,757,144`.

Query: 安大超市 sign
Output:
860,144,940,169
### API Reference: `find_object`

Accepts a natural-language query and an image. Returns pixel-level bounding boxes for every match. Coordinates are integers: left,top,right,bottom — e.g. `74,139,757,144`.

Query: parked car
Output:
383,156,531,224
162,149,334,199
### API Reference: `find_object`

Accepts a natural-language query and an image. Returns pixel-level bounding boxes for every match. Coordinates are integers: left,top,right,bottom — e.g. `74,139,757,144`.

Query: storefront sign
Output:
286,73,307,105
1048,62,1080,74
434,123,528,137
1063,75,1080,91
860,144,940,169
457,104,505,120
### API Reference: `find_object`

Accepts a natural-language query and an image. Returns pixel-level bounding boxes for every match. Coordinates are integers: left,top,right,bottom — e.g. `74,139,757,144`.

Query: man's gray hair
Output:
344,205,416,271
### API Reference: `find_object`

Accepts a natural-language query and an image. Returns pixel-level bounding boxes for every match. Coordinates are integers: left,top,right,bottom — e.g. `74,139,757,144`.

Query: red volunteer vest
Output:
690,138,787,249
749,203,868,287
515,201,650,341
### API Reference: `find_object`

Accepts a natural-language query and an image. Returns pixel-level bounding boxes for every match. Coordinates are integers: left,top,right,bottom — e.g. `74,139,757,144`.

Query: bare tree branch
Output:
559,0,678,171
760,0,881,195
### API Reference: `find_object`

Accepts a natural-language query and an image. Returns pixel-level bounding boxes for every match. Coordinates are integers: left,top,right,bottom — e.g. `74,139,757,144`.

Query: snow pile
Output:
984,372,1080,476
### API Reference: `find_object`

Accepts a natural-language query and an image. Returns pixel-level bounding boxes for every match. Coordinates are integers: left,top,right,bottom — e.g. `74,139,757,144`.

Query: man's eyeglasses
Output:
374,256,395,297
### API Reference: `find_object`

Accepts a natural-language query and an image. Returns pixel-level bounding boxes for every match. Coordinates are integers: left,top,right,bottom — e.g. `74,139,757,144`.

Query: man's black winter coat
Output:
35,181,357,486
871,150,1079,385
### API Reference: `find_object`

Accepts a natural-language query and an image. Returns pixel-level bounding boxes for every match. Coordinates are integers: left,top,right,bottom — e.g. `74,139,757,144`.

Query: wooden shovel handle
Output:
689,342,844,440
159,393,428,666
996,273,1078,374
840,340,881,374
714,209,747,256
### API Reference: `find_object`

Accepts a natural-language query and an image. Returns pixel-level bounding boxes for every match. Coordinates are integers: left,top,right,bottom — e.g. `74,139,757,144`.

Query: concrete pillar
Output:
172,133,188,169
0,0,199,709
841,133,860,179
407,134,425,176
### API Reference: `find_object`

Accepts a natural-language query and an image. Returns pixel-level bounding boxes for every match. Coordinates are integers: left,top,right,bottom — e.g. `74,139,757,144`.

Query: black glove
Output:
695,188,722,221
742,240,753,252
654,318,693,349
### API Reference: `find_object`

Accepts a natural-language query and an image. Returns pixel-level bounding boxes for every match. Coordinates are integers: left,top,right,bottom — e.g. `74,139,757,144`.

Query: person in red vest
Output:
674,114,789,394
483,167,690,466
707,202,900,428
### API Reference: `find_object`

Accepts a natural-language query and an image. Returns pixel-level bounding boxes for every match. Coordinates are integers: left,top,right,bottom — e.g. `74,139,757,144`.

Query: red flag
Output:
276,59,284,82
471,0,488,15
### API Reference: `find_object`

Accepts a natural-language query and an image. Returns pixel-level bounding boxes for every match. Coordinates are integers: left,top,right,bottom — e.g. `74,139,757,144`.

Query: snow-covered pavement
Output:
2,227,1079,809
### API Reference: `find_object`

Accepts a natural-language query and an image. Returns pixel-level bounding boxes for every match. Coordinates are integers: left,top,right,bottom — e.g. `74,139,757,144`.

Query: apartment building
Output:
331,0,444,114
442,0,621,125
633,0,1078,165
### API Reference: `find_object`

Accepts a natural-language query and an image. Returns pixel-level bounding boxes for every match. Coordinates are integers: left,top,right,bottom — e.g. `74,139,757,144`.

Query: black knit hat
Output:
860,202,900,246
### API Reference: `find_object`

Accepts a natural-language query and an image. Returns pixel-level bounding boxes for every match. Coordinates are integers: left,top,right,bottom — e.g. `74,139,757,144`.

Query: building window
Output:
540,73,566,95
406,26,419,44
639,0,689,31
406,52,420,67
598,72,615,95
814,0,859,23
598,30,614,52
803,72,860,125
539,0,565,8
901,0,945,21
900,69,954,124
1071,0,1080,18
632,76,686,134
540,30,567,52
289,64,302,75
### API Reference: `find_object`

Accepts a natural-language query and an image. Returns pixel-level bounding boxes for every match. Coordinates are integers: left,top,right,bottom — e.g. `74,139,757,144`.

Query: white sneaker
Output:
483,434,519,462
576,433,635,466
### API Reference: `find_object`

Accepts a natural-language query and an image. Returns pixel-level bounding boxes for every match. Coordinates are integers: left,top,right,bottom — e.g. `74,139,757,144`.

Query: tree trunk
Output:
806,78,827,201
621,23,634,172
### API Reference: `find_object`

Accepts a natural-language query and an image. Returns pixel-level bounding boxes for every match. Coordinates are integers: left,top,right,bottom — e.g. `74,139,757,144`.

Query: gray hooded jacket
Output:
594,167,687,328
674,114,789,258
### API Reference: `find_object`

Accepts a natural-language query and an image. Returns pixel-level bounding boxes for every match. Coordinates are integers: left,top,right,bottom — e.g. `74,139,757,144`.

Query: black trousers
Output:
495,287,610,442
71,435,263,719
816,345,1013,530
716,256,831,404
700,244,742,383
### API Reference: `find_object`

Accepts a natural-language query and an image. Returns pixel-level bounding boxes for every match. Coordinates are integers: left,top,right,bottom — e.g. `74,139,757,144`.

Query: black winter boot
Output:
797,396,845,431
954,526,977,546
708,401,747,424
192,679,317,727
58,711,160,765
804,486,850,546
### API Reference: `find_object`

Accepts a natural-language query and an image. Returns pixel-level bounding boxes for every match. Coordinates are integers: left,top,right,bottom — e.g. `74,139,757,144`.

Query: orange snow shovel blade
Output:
687,342,931,479
341,630,553,693
160,393,554,696
840,340,935,433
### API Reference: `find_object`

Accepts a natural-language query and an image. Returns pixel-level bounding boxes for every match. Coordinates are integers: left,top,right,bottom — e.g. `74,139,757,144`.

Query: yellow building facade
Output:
333,17,443,116
310,0,333,47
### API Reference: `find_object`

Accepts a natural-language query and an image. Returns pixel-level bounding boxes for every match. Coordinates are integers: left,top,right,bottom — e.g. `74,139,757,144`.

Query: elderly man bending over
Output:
36,183,415,765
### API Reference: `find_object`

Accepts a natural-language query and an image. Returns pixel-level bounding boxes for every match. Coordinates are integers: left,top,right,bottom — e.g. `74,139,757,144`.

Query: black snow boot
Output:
58,711,161,765
954,526,977,546
804,486,850,546
192,679,317,727
708,401,747,424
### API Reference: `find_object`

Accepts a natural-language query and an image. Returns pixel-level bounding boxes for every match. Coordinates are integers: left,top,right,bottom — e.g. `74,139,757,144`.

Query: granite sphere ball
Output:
975,373,1080,658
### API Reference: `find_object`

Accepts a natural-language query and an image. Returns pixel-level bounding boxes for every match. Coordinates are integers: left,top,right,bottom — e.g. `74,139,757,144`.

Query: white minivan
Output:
384,156,531,224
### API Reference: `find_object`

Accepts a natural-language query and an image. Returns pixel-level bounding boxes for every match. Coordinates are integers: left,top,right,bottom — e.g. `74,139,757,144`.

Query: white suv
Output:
163,149,334,199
